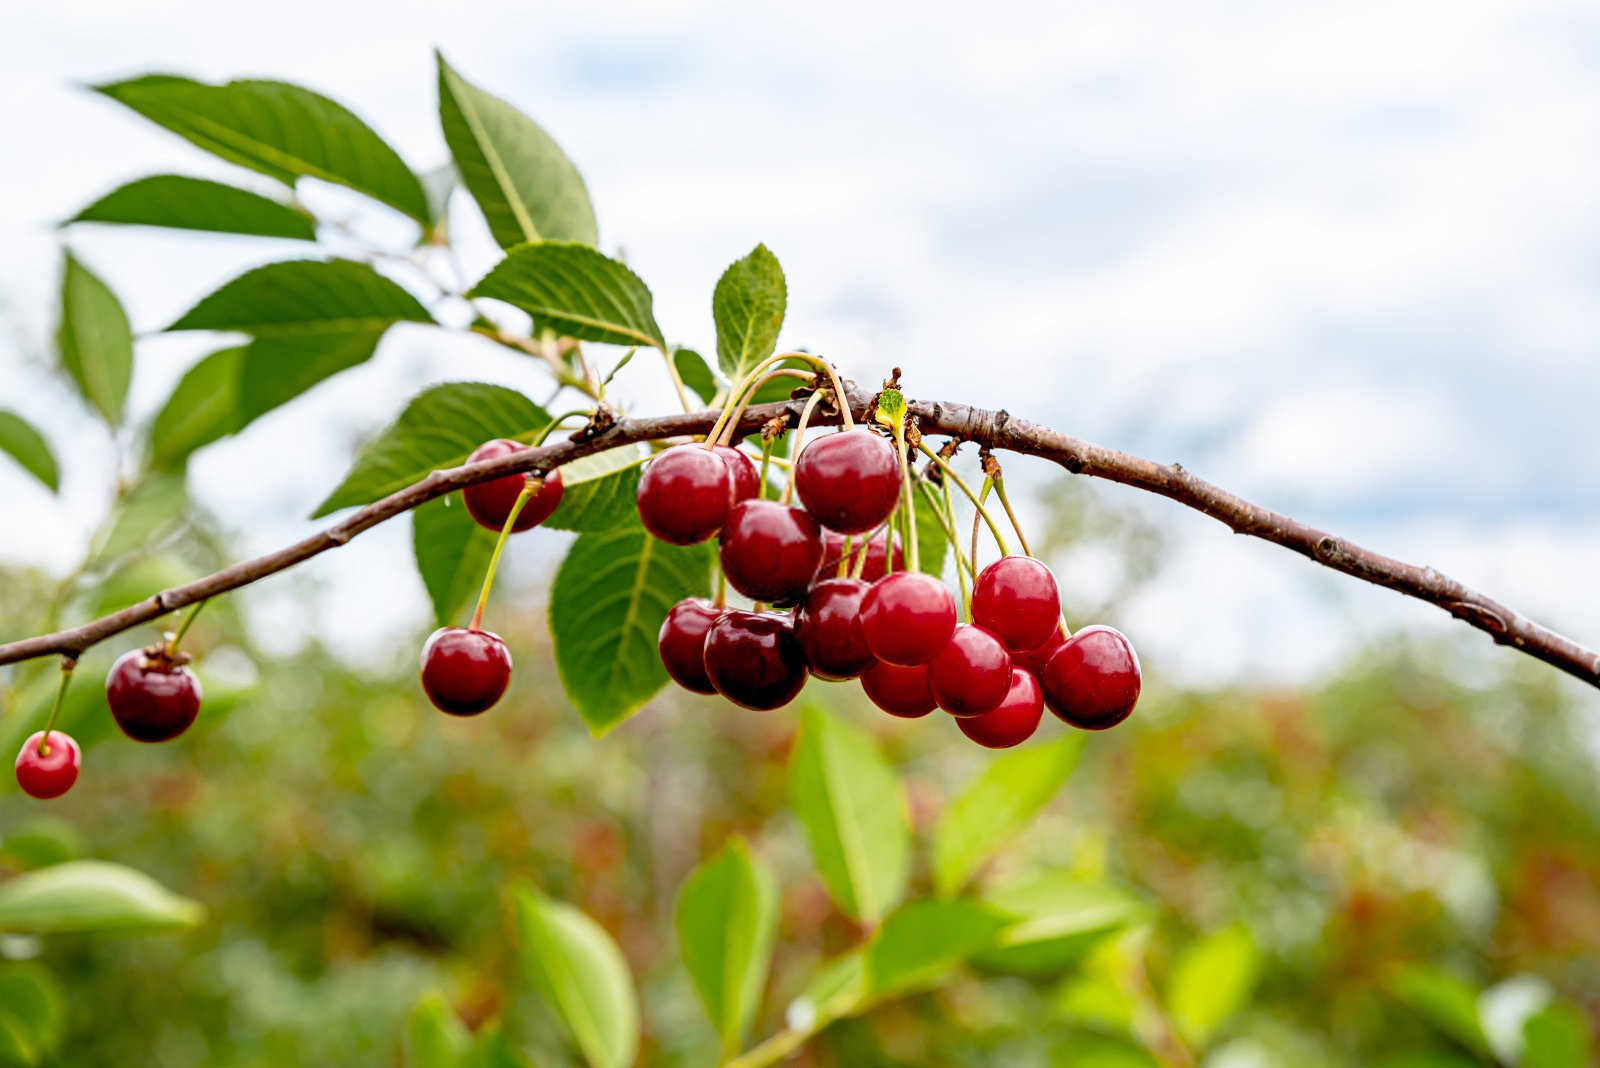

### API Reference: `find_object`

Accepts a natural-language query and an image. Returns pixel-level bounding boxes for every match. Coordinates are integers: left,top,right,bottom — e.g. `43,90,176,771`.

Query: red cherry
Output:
815,529,903,583
1011,627,1066,676
420,627,512,716
794,428,902,534
1040,625,1141,730
956,669,1043,748
794,578,874,680
861,661,936,718
702,611,807,710
106,649,202,742
14,731,80,799
971,556,1062,653
859,571,957,666
713,445,761,504
463,439,565,533
658,598,723,694
718,500,823,604
636,445,734,545
928,624,1012,717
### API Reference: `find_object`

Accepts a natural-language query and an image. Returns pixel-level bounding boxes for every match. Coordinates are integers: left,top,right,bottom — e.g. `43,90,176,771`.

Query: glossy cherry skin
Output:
815,530,904,583
794,428,902,534
929,624,1013,717
658,598,723,694
956,669,1044,748
420,627,512,716
714,445,761,505
794,578,874,680
1040,625,1141,730
861,661,937,718
972,556,1062,653
859,571,957,666
718,500,824,604
1011,627,1066,676
702,611,807,710
636,445,734,545
15,731,80,799
463,439,565,533
106,650,202,742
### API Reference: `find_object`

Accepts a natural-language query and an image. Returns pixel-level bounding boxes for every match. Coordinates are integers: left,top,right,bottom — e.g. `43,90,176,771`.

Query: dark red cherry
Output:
956,669,1043,748
1040,625,1141,730
463,439,565,533
106,649,202,742
794,578,874,680
658,598,723,694
1012,627,1066,676
793,428,902,534
636,444,734,545
714,445,761,504
928,624,1012,717
718,500,823,603
14,731,80,799
815,529,903,583
702,610,807,710
972,556,1062,653
861,661,936,718
419,627,512,716
859,571,957,666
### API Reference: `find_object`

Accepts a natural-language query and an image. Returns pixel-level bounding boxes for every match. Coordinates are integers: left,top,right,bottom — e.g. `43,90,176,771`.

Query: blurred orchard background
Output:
0,2,1597,1065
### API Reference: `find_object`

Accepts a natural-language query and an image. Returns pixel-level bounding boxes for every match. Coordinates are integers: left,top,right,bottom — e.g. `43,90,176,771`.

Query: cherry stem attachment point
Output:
38,657,75,757
469,479,538,631
166,599,208,658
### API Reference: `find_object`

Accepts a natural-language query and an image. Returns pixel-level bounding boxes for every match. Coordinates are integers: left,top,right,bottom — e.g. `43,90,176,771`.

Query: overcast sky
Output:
2,1,1596,697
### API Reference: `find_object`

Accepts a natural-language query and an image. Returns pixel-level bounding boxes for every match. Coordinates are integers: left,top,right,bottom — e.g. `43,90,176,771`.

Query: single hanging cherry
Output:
14,731,80,799
1040,625,1141,730
106,646,202,742
420,627,512,716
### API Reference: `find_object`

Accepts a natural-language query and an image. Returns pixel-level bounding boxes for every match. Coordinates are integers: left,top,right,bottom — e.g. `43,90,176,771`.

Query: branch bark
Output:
1,389,1595,690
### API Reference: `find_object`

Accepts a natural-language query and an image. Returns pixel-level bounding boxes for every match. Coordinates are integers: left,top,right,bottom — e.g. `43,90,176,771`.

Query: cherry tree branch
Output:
1,388,1595,690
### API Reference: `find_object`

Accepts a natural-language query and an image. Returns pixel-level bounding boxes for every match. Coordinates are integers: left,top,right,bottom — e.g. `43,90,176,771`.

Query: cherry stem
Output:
469,479,538,631
893,422,919,572
707,368,812,448
783,390,828,506
850,519,891,581
837,535,853,580
165,598,208,658
917,441,1010,557
918,478,975,583
990,475,1032,557
529,409,593,448
714,569,728,610
38,658,75,757
705,351,854,447
759,439,773,499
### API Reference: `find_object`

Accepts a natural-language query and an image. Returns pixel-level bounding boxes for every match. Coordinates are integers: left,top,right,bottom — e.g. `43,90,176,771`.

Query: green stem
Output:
706,368,813,449
469,480,538,631
37,660,74,757
529,409,593,448
990,476,1032,557
917,442,1010,557
706,351,855,447
759,439,773,500
919,481,974,612
165,599,208,657
837,535,853,579
783,390,828,506
893,423,918,573
658,344,693,412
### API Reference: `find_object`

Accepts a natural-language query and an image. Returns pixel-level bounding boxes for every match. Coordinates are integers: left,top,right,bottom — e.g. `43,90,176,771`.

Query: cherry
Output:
14,731,80,799
815,529,903,583
1040,625,1141,730
860,661,936,718
106,648,202,742
718,500,823,603
794,578,874,680
419,627,512,716
793,428,902,534
1011,627,1066,677
658,598,723,694
463,439,565,533
955,669,1043,749
636,444,734,545
971,556,1062,653
713,445,761,505
928,624,1013,717
859,571,957,666
702,610,807,710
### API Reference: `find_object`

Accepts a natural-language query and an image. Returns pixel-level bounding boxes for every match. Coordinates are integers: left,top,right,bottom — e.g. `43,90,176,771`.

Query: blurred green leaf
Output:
89,474,190,570
57,253,132,426
470,242,664,349
1166,925,1260,1049
145,346,247,469
168,258,430,336
673,348,719,406
464,1027,532,1068
404,995,471,1068
546,445,645,532
436,53,596,248
1385,965,1491,1058
1523,1002,1594,1068
1056,974,1137,1036
862,899,1007,999
713,244,785,381
0,412,58,492
412,497,497,628
0,964,64,1067
0,860,205,934
788,705,910,923
0,819,85,871
674,837,779,1053
69,175,316,239
974,874,1149,977
513,885,638,1068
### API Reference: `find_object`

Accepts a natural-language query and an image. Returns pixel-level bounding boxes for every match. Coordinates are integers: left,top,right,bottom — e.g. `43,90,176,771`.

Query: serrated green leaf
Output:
470,242,664,349
436,53,597,248
863,899,1007,999
932,734,1085,897
145,346,247,469
713,245,785,381
549,522,714,734
673,348,718,405
95,75,429,223
1167,925,1260,1049
239,328,390,419
315,383,549,516
514,885,638,1068
167,258,430,336
974,874,1149,976
1386,965,1492,1058
1523,1002,1594,1068
788,705,910,923
0,860,204,934
546,445,644,532
0,412,58,492
57,254,132,426
69,175,315,240
675,837,779,1053
413,497,498,628
405,995,471,1068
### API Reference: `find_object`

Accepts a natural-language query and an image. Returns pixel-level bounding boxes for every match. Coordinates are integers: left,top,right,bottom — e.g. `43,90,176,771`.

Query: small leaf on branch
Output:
713,244,786,381
469,242,665,349
546,445,646,532
57,254,133,427
146,347,247,469
0,860,205,934
167,259,431,336
674,837,779,1053
0,412,59,492
1167,925,1261,1048
862,899,1008,999
672,347,719,405
514,885,639,1068
68,174,316,240
872,388,906,433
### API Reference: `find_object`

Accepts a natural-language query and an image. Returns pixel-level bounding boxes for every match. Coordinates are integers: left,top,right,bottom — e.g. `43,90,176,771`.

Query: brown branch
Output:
1,389,1595,691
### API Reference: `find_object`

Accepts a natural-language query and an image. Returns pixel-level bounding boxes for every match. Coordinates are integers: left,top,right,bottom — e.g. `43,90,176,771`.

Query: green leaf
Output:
470,242,664,349
862,899,1007,1000
1166,925,1260,1049
549,521,715,734
464,1027,533,1068
0,412,58,492
546,445,645,532
145,346,246,469
168,258,430,336
405,995,471,1068
1523,1002,1594,1068
0,819,86,871
69,175,316,240
793,949,866,1029
973,873,1150,976
238,329,391,422
514,885,639,1068
412,497,498,628
674,837,779,1053
0,860,205,934
713,244,786,381
932,734,1085,897
0,964,64,1067
89,474,190,570
436,53,597,248
787,705,911,923
95,75,430,224
912,483,950,579
315,383,549,516
57,253,133,426
1385,965,1491,1057
673,348,719,406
